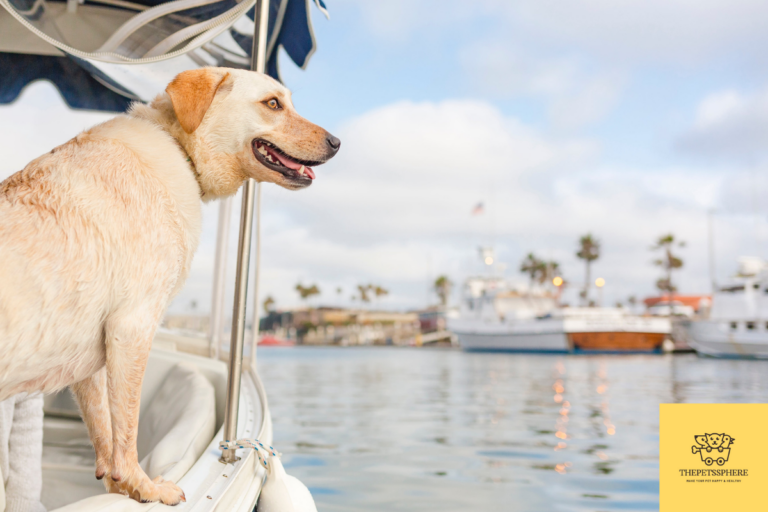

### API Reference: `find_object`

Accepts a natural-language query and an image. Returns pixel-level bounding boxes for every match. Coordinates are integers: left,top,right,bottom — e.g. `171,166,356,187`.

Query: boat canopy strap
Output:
0,0,328,110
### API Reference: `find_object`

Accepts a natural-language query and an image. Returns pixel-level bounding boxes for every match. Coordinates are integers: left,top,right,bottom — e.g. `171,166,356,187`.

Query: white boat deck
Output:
40,335,270,511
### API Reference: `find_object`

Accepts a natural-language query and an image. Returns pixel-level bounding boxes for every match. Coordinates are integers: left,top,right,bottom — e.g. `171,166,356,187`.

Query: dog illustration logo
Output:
691,433,735,466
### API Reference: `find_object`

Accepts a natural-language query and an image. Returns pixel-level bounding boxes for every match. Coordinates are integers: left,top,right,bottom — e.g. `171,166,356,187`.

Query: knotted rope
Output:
220,439,280,468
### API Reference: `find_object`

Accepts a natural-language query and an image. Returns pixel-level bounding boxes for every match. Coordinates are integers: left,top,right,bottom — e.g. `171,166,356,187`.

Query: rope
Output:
220,438,279,468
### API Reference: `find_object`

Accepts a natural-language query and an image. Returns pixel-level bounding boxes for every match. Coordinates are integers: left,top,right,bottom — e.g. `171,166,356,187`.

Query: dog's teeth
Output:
258,146,268,156
299,165,305,175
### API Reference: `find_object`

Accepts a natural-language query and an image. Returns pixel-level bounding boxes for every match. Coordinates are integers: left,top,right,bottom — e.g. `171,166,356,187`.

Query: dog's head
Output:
164,67,339,195
705,433,723,448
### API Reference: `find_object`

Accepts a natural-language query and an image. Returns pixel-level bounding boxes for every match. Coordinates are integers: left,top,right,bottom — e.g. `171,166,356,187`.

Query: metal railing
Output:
220,0,268,464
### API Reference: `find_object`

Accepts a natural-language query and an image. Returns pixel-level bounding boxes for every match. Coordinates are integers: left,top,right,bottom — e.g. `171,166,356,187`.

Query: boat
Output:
687,257,768,358
448,276,671,353
259,335,296,347
42,332,272,512
1,0,328,508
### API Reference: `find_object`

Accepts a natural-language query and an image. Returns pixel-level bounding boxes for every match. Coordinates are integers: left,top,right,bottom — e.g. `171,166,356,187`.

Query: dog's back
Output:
0,116,201,399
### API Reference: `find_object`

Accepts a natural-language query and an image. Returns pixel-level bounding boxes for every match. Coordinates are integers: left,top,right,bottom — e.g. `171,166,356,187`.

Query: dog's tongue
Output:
272,150,315,179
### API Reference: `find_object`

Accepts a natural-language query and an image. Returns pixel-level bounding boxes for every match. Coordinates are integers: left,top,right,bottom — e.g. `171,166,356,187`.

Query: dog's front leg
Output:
105,316,185,505
71,367,120,493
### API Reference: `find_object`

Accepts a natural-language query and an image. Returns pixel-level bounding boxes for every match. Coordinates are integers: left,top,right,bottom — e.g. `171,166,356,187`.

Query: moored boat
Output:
448,277,671,353
688,258,768,358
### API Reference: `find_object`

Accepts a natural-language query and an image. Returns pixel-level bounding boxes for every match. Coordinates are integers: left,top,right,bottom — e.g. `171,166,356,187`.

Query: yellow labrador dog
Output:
0,67,339,504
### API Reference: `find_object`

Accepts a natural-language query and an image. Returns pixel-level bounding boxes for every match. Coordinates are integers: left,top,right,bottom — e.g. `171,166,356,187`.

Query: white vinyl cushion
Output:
137,362,215,483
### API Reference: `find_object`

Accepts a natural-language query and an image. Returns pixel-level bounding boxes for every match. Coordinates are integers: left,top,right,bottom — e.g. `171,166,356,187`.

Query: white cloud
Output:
493,0,768,63
459,42,626,129
243,101,742,311
547,72,625,130
695,91,747,128
258,100,597,245
459,44,580,98
332,1,768,137
330,0,480,40
677,88,768,161
1,84,760,317
341,0,768,64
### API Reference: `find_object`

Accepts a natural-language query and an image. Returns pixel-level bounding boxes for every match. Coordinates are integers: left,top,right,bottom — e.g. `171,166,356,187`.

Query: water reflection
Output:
258,348,768,512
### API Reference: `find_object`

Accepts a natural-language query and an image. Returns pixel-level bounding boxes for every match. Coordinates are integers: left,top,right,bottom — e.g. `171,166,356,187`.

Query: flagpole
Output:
221,0,269,464
708,209,717,293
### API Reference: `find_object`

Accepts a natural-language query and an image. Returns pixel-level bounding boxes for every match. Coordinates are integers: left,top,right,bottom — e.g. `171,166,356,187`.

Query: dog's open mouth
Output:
252,139,323,183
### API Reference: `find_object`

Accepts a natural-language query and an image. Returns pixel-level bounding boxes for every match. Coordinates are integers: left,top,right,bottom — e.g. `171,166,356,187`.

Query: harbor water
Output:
257,347,768,511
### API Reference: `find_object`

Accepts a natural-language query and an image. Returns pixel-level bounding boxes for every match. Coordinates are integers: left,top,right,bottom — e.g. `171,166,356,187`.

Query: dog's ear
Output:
166,68,230,134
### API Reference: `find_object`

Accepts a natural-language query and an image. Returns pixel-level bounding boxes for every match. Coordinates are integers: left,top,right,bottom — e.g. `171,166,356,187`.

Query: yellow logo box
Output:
660,404,768,511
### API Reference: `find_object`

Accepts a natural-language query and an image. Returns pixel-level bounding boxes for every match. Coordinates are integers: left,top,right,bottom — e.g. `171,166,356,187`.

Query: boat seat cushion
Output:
137,362,215,482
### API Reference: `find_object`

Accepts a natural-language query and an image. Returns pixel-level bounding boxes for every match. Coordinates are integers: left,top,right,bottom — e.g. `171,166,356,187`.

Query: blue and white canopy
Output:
0,0,327,111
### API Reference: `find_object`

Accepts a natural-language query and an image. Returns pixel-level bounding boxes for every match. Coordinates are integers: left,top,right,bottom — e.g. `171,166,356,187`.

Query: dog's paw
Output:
95,460,111,481
116,475,186,505
102,474,122,494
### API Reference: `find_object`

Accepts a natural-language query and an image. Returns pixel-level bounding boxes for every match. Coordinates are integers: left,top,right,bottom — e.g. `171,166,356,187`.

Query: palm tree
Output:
652,234,685,308
433,275,453,306
295,283,321,305
520,253,543,289
373,285,388,305
263,295,275,313
357,284,371,303
538,261,560,285
576,234,600,305
335,286,343,308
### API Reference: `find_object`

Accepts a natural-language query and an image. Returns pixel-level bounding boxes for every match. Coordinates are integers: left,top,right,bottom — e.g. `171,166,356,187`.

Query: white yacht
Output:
448,277,671,353
688,257,768,358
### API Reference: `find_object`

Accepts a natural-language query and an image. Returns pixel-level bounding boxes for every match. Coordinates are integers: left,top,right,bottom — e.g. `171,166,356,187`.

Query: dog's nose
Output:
326,135,341,152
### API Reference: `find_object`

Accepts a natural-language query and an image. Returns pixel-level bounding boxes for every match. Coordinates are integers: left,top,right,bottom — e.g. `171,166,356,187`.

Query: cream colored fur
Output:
0,67,337,505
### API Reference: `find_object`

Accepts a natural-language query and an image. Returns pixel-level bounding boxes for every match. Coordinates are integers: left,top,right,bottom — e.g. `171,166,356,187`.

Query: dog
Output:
0,67,339,504
705,433,724,449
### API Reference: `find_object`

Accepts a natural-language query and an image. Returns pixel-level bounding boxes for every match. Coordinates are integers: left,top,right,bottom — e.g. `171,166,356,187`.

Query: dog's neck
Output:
170,136,202,196
129,96,248,201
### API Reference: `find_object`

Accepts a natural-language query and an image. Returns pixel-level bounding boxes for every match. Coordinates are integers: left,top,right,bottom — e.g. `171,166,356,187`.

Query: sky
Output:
3,0,768,316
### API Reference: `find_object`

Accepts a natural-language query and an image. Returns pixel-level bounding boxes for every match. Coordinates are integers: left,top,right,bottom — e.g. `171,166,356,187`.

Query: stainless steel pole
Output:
250,183,262,369
221,0,269,464
210,197,232,359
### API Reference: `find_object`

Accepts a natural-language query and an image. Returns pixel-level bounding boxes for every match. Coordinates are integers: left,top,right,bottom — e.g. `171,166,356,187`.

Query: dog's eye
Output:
265,98,281,110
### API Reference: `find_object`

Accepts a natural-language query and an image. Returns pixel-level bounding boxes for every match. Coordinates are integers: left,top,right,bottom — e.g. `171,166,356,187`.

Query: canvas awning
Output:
0,0,327,111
